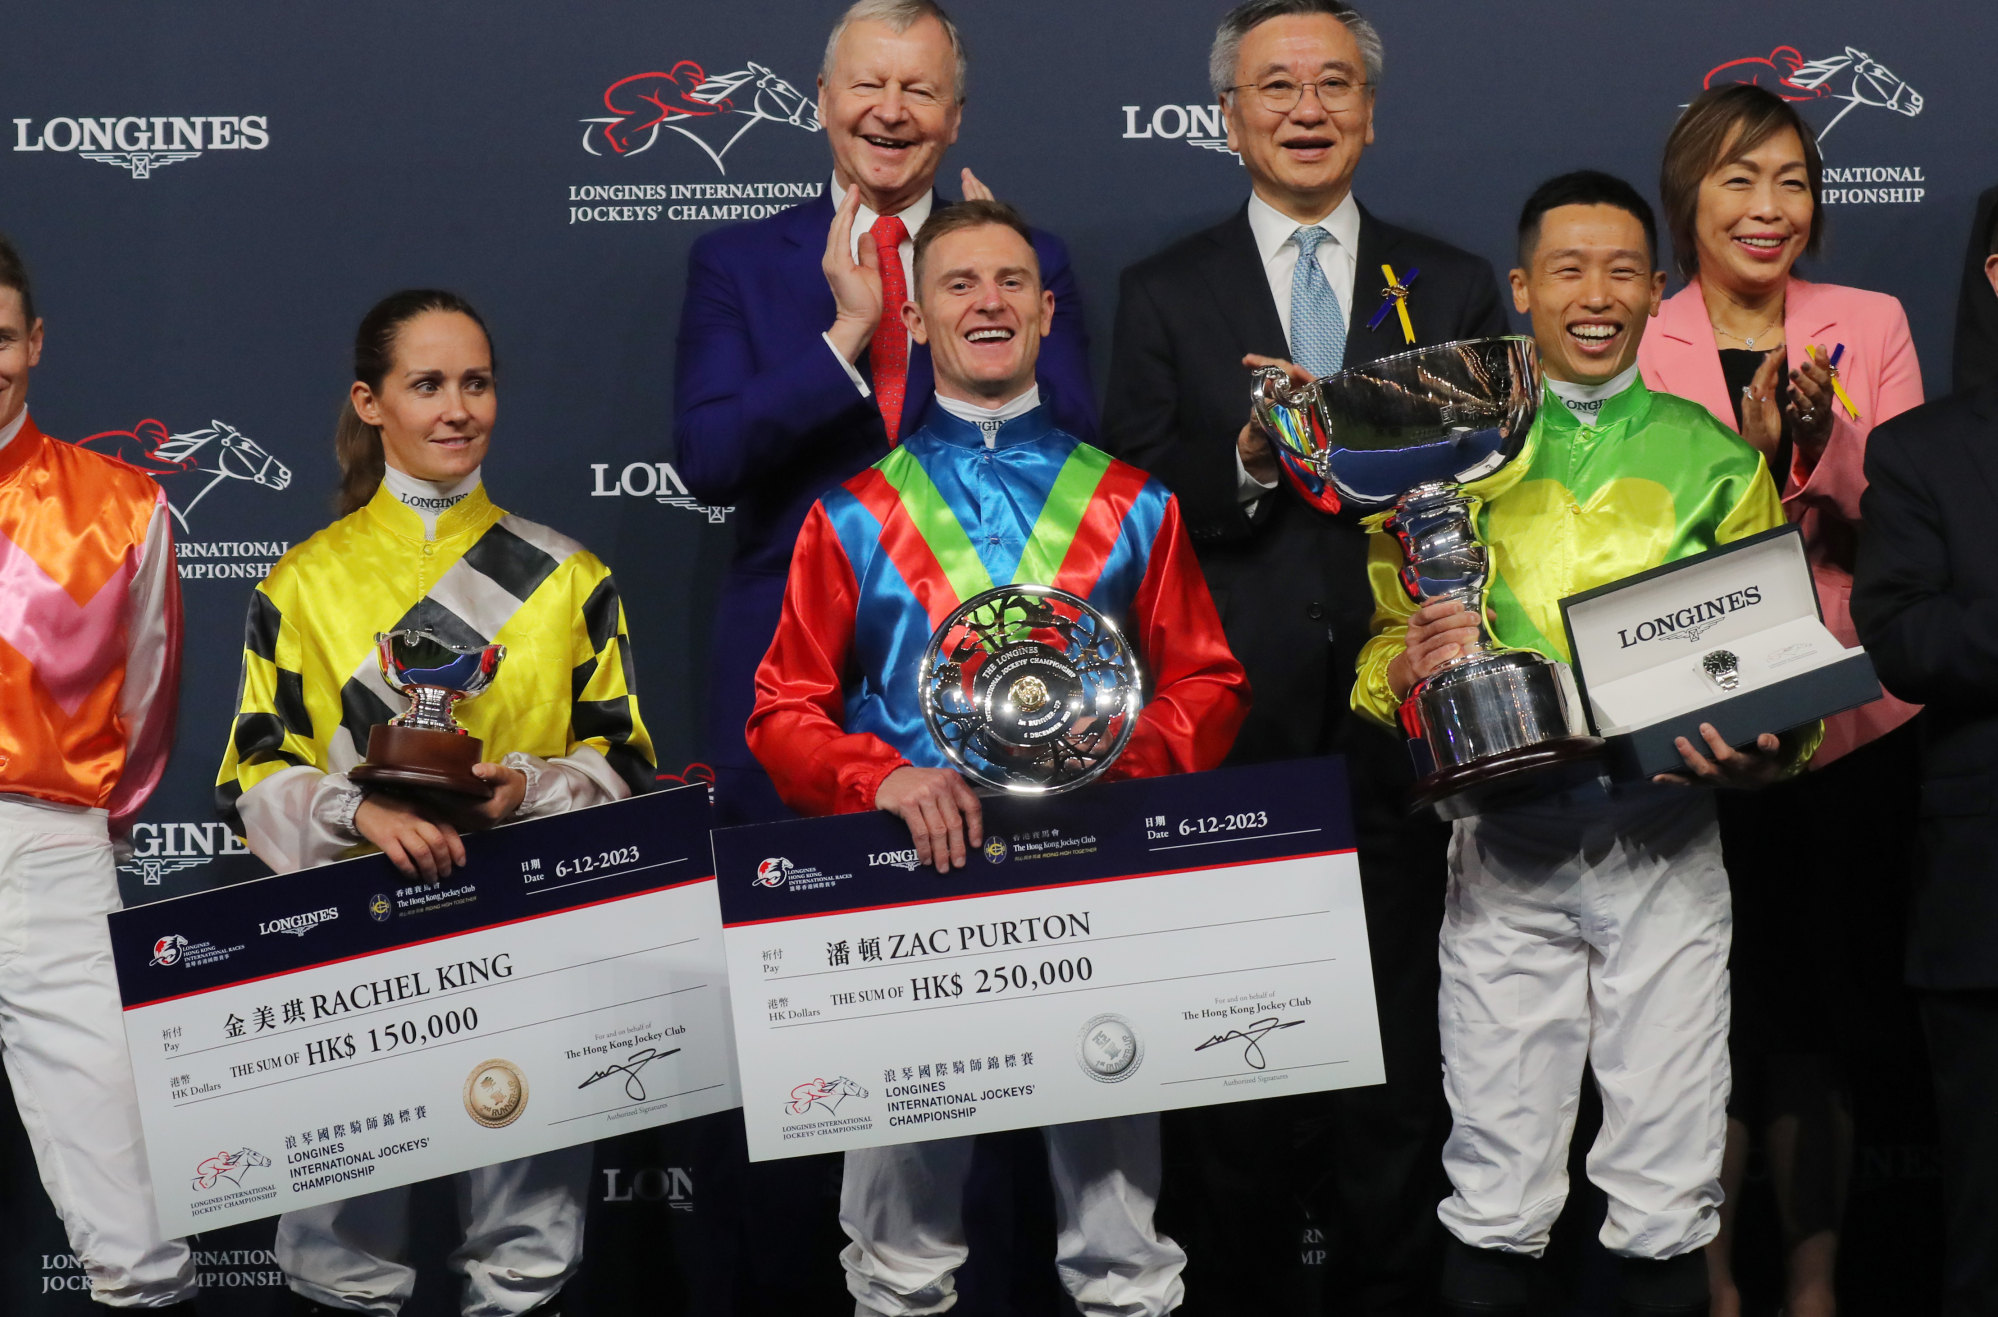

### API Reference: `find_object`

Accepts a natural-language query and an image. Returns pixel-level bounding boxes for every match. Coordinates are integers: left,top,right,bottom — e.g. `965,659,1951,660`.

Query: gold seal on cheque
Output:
463,1059,530,1128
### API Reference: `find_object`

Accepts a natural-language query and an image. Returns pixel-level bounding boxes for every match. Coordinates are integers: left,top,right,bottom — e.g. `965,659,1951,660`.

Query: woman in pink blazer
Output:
1639,85,1924,1317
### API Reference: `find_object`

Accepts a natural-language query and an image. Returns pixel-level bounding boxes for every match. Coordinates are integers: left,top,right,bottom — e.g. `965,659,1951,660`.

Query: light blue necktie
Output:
1288,225,1347,378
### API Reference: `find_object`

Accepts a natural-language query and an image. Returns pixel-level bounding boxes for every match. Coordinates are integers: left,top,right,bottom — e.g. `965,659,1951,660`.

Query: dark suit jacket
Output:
673,190,1096,822
1852,382,1998,989
1954,185,1998,395
1103,200,1505,785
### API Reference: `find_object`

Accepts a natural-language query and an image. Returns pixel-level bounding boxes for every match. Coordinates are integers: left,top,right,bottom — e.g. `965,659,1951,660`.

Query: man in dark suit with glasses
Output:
1104,3,1504,1311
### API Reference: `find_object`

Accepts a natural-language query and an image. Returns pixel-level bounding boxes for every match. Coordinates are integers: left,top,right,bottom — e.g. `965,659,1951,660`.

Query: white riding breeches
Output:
276,1146,592,1316
839,1115,1185,1315
1437,786,1731,1260
0,794,195,1307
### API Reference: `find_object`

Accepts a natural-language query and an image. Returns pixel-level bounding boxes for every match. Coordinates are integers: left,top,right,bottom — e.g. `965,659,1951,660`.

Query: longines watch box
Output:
1558,526,1882,780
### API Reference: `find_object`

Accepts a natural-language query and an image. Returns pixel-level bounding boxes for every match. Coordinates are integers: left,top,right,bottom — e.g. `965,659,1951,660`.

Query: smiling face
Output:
352,310,495,482
1511,204,1666,385
903,222,1054,406
1694,125,1813,298
819,16,962,217
1223,13,1375,222
0,288,41,434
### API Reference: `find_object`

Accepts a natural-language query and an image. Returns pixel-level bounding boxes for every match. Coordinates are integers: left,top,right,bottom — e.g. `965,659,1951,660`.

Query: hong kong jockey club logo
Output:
753,857,795,889
12,115,270,179
579,59,820,173
1694,44,1927,206
191,1147,270,1193
786,1075,868,1116
150,934,190,967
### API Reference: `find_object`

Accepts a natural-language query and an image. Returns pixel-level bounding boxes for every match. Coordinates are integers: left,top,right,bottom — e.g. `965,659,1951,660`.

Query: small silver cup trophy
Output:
1251,336,1600,816
920,584,1142,794
348,629,508,800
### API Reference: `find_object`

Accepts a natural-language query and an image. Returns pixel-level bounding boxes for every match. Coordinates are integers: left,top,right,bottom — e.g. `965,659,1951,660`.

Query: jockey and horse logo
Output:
191,1147,270,1193
580,57,822,173
786,1075,868,1117
1701,44,1923,141
77,418,292,532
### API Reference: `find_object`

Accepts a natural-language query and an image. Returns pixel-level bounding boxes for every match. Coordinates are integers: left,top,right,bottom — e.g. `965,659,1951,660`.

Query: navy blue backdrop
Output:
0,1,1988,1311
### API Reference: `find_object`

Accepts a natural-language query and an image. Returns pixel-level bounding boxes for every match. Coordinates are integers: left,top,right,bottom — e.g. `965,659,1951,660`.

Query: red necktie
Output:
868,214,911,446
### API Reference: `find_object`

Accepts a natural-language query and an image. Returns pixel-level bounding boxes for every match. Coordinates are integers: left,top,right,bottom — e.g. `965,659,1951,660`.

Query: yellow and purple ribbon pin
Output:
1809,343,1860,421
1370,263,1418,344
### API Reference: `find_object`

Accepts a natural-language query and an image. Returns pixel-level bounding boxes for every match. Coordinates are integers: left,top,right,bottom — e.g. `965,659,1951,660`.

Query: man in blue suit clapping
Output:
674,0,1097,827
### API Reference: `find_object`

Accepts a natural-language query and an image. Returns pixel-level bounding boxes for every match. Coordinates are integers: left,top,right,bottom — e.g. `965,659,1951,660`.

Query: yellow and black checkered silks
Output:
216,482,655,829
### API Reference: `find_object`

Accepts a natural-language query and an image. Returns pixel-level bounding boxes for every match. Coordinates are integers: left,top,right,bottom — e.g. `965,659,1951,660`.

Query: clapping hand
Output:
824,185,885,363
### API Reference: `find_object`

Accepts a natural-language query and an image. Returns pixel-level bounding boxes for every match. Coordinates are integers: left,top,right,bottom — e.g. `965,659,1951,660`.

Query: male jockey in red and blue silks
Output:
749,201,1247,1317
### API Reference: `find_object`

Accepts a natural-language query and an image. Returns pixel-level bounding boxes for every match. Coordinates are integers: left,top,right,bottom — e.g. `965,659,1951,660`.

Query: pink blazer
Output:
1639,277,1925,766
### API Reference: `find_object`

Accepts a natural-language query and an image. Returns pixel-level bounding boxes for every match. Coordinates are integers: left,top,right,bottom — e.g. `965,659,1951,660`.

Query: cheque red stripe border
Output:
721,847,1354,928
123,873,716,1011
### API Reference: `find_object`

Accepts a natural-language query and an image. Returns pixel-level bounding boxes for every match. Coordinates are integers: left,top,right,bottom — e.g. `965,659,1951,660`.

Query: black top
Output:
1720,346,1793,493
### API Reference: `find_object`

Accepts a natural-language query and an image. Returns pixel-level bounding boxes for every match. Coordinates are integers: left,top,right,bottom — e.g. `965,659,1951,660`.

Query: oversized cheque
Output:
714,758,1383,1161
108,783,737,1234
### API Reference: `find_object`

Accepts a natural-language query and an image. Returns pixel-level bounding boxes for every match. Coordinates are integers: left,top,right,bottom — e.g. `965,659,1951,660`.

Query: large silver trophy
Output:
349,629,508,799
920,584,1142,794
1251,337,1600,816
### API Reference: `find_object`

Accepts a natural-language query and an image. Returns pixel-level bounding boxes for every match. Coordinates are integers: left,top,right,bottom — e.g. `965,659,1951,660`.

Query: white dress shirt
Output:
1246,188,1360,345
822,174,937,398
0,406,27,453
935,383,1042,448
1236,190,1363,505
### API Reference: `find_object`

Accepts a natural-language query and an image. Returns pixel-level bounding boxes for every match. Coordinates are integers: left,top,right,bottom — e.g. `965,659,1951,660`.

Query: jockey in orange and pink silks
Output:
0,236,195,1313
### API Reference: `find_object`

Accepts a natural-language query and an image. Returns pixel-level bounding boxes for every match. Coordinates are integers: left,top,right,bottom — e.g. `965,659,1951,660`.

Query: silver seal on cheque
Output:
464,1059,530,1128
1076,1014,1143,1083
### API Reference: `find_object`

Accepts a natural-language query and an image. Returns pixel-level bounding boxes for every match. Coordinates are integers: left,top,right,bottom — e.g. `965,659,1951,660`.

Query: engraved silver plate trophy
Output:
920,584,1142,794
1251,336,1601,817
349,629,508,799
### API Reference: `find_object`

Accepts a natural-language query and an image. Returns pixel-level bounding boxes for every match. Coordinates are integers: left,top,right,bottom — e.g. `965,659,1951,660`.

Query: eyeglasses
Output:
1230,76,1371,114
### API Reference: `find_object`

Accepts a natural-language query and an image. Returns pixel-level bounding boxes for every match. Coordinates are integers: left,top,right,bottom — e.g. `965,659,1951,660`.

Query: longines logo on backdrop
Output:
1696,43,1927,205
75,419,295,579
12,115,269,179
1119,103,1236,159
120,820,251,886
601,1166,695,1210
568,57,825,225
590,462,732,522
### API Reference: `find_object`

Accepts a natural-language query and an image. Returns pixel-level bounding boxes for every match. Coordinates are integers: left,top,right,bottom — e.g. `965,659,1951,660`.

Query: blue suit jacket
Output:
673,189,1097,822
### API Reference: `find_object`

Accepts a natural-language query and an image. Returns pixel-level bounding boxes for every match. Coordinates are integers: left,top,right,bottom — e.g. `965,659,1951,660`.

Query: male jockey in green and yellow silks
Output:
1352,172,1812,1317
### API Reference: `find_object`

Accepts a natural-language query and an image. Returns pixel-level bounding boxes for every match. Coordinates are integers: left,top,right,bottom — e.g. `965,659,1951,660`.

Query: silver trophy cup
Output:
920,584,1142,794
1251,336,1600,816
348,629,509,799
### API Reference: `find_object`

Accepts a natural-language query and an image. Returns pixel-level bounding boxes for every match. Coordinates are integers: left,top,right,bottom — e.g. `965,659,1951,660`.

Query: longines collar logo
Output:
1702,649,1742,691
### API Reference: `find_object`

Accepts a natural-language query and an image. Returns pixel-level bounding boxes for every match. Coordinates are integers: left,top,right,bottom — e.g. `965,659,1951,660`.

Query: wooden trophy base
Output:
1411,735,1605,821
350,725,494,800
